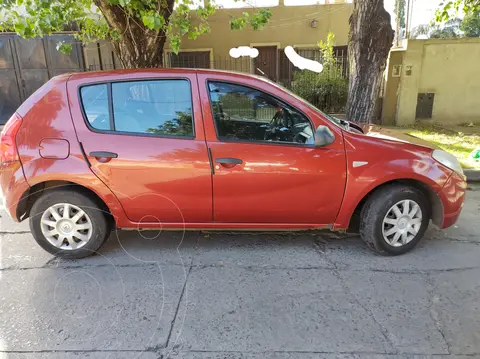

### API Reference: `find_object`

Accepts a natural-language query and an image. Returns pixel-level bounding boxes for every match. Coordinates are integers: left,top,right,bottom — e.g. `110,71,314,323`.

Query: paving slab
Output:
338,271,448,355
429,268,480,355
173,354,478,359
68,229,199,268
0,230,199,270
0,209,30,233
0,265,186,351
173,353,360,359
0,352,158,359
194,232,331,269
168,266,392,354
427,189,480,243
0,233,52,269
325,236,480,272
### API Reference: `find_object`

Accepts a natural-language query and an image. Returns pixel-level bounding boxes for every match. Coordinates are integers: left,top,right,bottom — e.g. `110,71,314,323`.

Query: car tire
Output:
360,184,430,255
30,188,110,259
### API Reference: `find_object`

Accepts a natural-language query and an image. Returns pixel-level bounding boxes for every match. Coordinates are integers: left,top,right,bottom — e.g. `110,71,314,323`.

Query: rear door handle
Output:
89,151,118,158
215,158,243,165
89,151,118,163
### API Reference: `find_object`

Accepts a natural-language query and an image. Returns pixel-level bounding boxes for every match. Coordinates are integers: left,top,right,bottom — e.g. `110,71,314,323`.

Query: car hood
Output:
351,124,439,150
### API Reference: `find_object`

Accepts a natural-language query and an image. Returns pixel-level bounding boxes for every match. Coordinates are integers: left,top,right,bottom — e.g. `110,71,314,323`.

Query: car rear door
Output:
197,73,347,225
67,71,213,225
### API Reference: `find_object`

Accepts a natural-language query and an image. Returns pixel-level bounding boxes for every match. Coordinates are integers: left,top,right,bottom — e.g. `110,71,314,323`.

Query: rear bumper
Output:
0,161,29,222
439,172,467,229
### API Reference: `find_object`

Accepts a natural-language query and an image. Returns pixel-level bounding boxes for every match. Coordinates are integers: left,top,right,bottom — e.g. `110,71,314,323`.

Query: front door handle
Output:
215,158,243,165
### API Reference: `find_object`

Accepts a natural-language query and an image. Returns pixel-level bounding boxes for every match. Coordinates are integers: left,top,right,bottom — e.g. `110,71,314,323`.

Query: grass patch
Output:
402,124,480,169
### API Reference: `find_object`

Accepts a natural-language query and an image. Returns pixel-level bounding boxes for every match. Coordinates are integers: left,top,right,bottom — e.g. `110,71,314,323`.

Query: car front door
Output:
197,74,347,225
68,72,212,224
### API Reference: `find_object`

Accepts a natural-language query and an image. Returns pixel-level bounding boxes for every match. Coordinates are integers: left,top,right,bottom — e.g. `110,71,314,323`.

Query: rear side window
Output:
79,79,193,137
80,84,109,130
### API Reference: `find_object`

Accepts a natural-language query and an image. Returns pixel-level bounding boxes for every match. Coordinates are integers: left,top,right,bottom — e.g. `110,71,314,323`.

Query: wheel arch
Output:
17,180,114,225
345,178,444,231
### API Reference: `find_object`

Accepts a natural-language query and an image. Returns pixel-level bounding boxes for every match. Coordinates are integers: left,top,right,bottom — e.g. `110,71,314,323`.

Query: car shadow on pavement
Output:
78,226,480,271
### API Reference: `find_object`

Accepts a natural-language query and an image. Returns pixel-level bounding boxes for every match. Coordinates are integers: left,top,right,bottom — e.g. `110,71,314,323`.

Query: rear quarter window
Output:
80,84,110,130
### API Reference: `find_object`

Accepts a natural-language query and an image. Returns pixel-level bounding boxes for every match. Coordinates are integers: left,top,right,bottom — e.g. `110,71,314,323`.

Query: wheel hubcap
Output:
40,203,93,250
382,199,422,247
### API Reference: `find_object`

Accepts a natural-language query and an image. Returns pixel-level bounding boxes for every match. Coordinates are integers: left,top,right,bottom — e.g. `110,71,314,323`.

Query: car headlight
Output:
432,149,464,176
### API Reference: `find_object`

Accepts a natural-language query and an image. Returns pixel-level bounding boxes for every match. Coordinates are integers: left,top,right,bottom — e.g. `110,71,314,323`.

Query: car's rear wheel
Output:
360,184,430,255
30,189,110,259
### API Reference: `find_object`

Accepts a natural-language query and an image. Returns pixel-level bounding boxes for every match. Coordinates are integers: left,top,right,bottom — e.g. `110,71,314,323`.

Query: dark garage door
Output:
0,34,84,124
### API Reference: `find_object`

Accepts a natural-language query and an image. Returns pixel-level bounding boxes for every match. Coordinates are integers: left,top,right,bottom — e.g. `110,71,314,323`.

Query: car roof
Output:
67,68,270,83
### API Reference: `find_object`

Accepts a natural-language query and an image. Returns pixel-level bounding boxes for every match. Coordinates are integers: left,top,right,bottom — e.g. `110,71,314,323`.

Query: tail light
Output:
0,113,23,163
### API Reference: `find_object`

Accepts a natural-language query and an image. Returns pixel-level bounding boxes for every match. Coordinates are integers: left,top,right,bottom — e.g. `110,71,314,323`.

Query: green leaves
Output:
56,41,73,54
142,14,155,29
436,0,480,22
230,9,272,31
318,32,336,68
1,0,273,68
169,34,181,54
460,10,480,36
230,13,248,30
1,0,98,38
142,12,165,30
13,21,26,34
196,3,215,20
248,8,272,30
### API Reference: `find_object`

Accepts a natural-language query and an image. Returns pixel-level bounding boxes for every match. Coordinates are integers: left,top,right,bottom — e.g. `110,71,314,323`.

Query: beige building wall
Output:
383,38,480,126
382,49,404,126
82,1,352,71
170,1,352,63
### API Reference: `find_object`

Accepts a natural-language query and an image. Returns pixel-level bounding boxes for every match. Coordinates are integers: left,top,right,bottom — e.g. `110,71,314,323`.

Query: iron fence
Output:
0,34,349,123
0,31,354,124
88,47,349,113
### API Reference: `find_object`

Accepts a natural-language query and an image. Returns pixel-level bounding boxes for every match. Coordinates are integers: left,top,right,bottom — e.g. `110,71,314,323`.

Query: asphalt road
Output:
1,187,480,359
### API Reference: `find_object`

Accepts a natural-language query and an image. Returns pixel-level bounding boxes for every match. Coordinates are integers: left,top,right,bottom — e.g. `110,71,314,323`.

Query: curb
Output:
465,170,480,183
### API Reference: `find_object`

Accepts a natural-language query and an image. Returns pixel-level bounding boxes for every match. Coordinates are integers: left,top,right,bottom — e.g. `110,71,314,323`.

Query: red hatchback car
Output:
0,69,466,258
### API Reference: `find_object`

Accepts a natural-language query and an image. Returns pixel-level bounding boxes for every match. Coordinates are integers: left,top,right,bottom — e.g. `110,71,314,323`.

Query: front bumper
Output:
439,171,467,229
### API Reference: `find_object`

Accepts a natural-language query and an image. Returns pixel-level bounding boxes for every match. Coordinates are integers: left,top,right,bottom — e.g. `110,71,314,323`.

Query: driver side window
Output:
208,81,314,145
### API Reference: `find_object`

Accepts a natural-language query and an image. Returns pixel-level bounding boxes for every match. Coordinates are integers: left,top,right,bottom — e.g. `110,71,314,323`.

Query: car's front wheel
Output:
360,184,430,255
30,188,110,259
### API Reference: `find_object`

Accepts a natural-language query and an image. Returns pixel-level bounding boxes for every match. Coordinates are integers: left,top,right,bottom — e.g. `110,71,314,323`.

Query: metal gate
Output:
0,33,85,124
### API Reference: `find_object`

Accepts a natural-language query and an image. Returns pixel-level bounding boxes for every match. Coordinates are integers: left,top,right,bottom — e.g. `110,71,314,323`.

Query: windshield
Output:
261,78,344,128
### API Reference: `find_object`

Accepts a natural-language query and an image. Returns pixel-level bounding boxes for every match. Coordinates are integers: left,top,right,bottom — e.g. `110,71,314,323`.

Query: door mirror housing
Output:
314,125,335,148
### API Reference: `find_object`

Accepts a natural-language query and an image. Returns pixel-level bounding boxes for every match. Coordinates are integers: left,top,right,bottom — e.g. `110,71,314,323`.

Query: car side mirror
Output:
314,125,335,148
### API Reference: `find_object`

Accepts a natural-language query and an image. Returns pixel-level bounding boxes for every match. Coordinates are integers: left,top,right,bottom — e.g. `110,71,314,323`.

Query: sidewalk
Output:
465,169,480,182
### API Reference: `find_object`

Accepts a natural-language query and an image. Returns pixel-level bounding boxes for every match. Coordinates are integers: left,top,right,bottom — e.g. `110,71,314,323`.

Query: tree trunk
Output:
94,0,174,68
346,0,394,124
111,35,167,68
